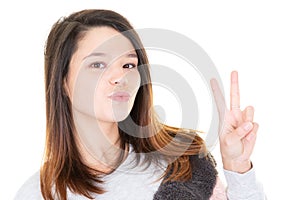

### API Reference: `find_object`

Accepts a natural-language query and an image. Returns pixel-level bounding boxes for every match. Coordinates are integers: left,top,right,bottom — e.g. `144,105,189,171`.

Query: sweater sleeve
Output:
210,167,266,200
223,167,266,200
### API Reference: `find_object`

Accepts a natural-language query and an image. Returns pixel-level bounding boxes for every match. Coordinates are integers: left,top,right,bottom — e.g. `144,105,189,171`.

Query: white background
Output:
1,0,300,199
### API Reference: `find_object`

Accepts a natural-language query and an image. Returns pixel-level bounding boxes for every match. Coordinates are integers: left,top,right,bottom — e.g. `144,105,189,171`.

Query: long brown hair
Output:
41,9,207,200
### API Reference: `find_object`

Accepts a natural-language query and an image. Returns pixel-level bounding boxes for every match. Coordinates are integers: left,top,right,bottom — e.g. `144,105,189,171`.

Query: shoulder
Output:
14,171,43,200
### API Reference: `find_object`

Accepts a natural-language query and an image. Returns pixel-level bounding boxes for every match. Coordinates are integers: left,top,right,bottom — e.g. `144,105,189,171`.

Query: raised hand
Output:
210,71,259,173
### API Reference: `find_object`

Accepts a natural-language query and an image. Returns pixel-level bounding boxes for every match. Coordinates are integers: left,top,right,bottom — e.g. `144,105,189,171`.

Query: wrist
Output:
222,159,252,174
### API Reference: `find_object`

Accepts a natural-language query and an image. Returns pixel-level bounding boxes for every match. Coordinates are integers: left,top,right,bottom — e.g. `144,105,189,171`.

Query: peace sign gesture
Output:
210,71,259,173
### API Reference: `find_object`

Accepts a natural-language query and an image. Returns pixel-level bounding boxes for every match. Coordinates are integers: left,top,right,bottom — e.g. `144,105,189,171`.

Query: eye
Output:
123,63,136,69
90,62,106,69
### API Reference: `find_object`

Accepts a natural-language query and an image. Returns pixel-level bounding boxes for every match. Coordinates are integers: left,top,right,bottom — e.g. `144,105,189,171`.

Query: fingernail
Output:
243,122,253,131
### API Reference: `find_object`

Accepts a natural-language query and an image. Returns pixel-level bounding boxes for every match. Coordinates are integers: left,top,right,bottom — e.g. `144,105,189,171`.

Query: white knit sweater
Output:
15,146,265,200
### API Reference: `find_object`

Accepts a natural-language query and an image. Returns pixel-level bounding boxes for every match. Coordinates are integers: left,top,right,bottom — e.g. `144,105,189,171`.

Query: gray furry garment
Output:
153,154,218,200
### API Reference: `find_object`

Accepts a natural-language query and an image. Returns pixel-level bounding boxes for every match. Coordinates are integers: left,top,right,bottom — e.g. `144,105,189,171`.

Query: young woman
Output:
15,9,265,200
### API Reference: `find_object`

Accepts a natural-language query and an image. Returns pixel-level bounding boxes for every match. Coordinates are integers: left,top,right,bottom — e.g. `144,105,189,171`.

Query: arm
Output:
210,71,266,199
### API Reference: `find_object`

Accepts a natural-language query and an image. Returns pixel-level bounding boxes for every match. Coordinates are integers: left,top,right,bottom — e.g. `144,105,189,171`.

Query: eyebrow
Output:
83,52,106,61
83,52,137,61
127,53,138,58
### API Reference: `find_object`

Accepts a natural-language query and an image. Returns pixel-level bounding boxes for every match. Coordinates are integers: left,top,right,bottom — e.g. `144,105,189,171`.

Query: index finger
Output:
210,78,227,118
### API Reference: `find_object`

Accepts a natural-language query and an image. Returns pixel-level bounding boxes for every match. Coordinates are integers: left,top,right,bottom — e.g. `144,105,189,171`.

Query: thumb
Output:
225,122,253,144
235,122,253,139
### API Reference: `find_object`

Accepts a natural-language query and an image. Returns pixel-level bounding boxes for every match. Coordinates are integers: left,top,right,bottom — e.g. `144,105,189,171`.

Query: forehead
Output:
74,26,136,61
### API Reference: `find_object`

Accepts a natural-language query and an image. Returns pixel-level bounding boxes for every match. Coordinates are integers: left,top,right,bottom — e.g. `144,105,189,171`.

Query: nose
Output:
108,63,128,86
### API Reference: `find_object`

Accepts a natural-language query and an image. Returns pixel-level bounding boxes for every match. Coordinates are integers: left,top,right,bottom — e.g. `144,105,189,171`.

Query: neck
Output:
72,108,124,172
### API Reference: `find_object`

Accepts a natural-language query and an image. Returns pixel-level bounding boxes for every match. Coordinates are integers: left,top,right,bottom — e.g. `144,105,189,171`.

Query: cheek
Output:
134,71,141,88
128,70,141,92
68,69,100,116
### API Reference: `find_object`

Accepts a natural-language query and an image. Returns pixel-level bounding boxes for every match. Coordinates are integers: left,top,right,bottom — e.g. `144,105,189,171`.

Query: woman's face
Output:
66,27,141,123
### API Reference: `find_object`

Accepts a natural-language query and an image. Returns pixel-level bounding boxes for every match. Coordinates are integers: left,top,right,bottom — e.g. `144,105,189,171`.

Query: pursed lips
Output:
108,91,131,102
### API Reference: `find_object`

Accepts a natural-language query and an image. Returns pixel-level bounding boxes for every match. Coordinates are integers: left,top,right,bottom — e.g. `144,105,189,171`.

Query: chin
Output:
98,111,131,123
113,113,131,122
